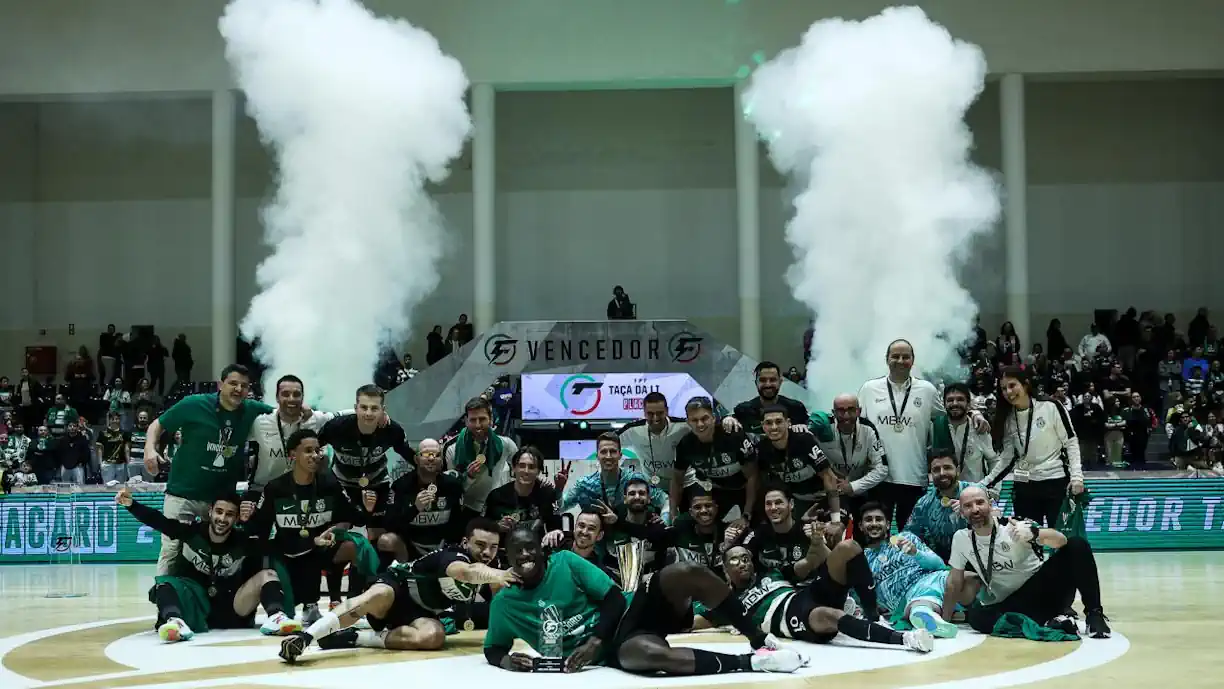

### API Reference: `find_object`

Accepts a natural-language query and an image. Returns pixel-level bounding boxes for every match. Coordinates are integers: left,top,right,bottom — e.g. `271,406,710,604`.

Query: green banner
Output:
3,479,1224,563
0,492,165,563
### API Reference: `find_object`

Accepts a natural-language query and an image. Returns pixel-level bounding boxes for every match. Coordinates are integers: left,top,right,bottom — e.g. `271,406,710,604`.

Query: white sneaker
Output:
749,647,808,673
157,617,194,643
902,629,935,653
300,604,322,627
843,596,864,619
261,611,303,636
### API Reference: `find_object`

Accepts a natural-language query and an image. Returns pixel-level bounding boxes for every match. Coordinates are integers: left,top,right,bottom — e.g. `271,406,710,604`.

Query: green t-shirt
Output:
159,394,273,501
485,549,624,659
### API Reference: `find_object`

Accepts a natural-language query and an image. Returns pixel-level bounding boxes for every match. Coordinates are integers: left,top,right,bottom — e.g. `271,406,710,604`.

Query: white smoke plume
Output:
220,0,470,409
744,6,999,408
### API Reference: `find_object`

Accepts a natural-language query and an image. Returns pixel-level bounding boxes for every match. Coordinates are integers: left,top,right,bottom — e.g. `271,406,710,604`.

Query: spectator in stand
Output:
425,325,446,365
171,333,193,388
1046,319,1070,360
1158,350,1183,407
1114,307,1141,371
133,377,161,416
65,346,95,416
969,316,988,359
1072,382,1105,468
996,321,1021,364
1101,363,1132,402
124,335,148,391
148,335,169,395
1124,392,1157,470
1184,365,1206,398
0,377,12,420
445,326,462,356
3,421,29,467
1102,397,1126,468
14,368,44,431
58,422,91,484
453,313,475,345
1188,308,1211,348
45,393,79,440
1202,326,1220,360
606,286,635,320
27,425,56,485
96,411,130,483
1078,324,1111,363
103,377,132,430
128,409,152,481
1209,360,1224,407
1183,346,1209,383
98,324,119,382
397,354,419,385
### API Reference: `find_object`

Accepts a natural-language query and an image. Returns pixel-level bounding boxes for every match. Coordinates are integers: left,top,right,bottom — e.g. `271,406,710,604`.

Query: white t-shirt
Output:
616,418,696,486
997,399,1083,483
814,421,888,495
247,410,336,489
945,418,1000,485
858,376,942,486
949,523,1042,604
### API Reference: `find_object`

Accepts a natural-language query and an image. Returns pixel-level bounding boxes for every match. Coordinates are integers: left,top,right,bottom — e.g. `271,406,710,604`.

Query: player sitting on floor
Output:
116,486,298,642
859,501,977,638
279,517,516,662
484,526,806,676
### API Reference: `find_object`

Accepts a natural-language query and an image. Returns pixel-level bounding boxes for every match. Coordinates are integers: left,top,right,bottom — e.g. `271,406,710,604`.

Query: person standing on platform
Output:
144,364,275,576
858,340,986,529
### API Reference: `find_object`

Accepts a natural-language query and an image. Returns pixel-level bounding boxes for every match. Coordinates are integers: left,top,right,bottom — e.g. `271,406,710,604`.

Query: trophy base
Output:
533,656,566,673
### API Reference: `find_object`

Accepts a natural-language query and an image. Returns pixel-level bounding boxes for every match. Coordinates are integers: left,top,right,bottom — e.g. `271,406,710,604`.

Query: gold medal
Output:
650,475,660,486
300,528,311,538
940,497,952,508
426,483,437,494
889,535,901,546
207,586,217,598
358,477,369,487
893,423,905,433
475,453,486,465
463,619,475,632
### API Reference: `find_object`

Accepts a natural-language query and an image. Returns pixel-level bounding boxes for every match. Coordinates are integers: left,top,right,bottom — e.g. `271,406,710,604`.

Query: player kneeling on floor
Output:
279,517,515,662
484,526,807,676
116,487,297,642
695,541,934,654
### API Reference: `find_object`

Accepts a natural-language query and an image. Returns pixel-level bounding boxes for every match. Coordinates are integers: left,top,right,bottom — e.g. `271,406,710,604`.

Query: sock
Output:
153,583,183,626
837,614,905,645
845,553,880,620
326,566,344,603
347,570,367,599
710,596,768,648
356,629,388,649
305,611,341,640
260,580,285,616
691,649,753,674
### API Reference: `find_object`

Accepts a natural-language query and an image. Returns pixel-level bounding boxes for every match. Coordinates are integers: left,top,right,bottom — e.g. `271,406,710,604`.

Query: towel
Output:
334,530,381,577
451,428,504,476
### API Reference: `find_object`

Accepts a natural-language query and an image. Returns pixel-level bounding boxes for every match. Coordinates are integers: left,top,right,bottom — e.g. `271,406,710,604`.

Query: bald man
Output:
808,393,888,517
379,438,465,564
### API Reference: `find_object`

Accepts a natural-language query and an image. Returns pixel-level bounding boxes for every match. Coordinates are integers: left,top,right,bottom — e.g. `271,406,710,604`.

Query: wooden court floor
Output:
0,551,1218,689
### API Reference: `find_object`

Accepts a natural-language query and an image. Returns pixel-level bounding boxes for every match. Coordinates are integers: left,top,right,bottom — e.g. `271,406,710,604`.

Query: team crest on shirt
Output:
792,546,803,559
316,499,326,511
914,398,923,408
999,541,1011,552
1036,417,1047,429
436,497,448,510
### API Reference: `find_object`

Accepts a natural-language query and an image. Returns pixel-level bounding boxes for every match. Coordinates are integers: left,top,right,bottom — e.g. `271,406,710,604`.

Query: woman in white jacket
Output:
989,367,1085,528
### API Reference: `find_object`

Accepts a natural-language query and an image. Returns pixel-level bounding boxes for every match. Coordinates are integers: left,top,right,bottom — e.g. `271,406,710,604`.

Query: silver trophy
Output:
534,603,565,672
616,540,648,592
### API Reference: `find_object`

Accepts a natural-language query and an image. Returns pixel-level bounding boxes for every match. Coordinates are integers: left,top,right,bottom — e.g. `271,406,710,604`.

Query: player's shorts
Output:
340,482,393,528
367,568,438,632
152,577,256,631
604,573,694,669
278,547,336,607
903,570,949,610
775,564,847,644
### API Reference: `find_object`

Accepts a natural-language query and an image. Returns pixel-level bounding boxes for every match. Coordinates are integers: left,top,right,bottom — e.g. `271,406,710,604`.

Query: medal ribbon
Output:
1014,406,1035,463
836,426,856,475
970,524,998,589
888,380,912,426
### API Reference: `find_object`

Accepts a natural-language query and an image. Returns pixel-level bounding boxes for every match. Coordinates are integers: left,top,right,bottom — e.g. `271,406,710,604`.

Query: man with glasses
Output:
143,364,275,575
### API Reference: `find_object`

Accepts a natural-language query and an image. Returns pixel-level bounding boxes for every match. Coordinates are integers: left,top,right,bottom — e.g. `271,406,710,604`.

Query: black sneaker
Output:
1046,614,1078,636
1086,608,1111,639
318,627,359,650
279,631,313,663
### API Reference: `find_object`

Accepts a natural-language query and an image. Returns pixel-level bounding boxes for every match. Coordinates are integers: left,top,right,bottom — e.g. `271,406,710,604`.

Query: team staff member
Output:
989,367,1084,528
673,397,759,528
445,397,519,519
730,362,809,434
931,383,999,484
246,375,338,499
616,391,694,488
858,340,986,529
144,364,274,576
809,394,888,517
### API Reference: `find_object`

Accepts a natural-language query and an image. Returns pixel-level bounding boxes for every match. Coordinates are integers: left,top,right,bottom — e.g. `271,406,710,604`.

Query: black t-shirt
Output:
98,428,130,465
617,513,725,576
319,415,415,487
1103,375,1132,396
382,547,478,612
741,520,812,584
732,395,810,434
674,426,757,492
483,481,560,531
387,470,465,555
249,471,360,555
754,431,829,502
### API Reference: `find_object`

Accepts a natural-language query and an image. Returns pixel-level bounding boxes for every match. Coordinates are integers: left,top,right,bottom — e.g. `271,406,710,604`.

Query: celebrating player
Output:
379,438,465,562
280,518,516,661
756,405,839,520
673,397,759,527
728,361,810,433
484,526,807,675
483,445,561,533
116,486,297,641
606,483,726,574
739,484,824,585
561,432,664,513
903,450,977,562
860,502,972,638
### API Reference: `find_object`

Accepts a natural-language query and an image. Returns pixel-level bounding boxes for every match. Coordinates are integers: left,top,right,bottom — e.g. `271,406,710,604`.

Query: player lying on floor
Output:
484,526,808,675
279,517,516,662
693,539,934,653
858,501,978,638
116,487,298,641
